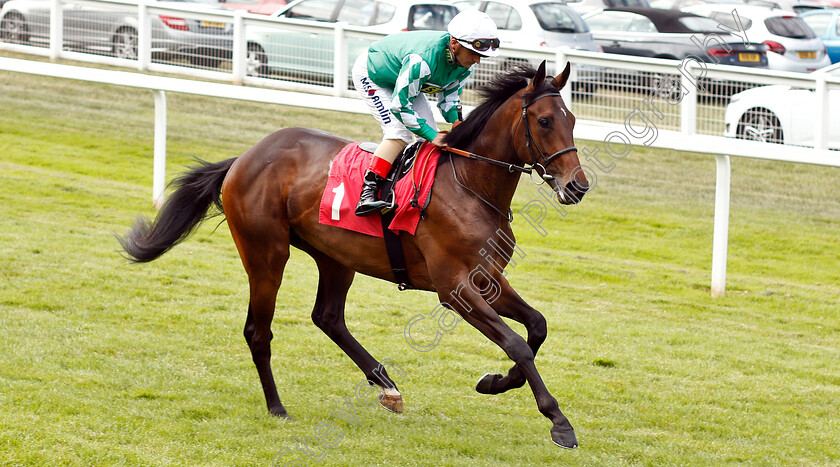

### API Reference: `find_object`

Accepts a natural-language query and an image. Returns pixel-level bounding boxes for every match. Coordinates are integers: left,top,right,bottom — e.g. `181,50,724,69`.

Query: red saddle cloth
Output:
318,142,442,237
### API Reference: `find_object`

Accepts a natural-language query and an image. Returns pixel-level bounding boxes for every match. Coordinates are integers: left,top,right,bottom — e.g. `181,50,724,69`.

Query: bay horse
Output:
120,61,589,449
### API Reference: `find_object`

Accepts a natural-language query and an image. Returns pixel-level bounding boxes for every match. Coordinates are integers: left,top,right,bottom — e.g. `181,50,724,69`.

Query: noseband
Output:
518,92,577,183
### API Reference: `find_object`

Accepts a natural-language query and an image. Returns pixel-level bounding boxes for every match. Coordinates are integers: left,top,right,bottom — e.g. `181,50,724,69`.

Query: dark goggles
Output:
457,37,500,52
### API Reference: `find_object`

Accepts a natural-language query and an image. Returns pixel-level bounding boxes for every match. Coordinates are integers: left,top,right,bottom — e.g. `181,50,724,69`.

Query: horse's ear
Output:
555,62,572,91
526,60,548,93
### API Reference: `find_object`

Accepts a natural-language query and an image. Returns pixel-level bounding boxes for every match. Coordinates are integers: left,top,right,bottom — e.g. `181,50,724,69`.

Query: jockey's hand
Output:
431,131,448,147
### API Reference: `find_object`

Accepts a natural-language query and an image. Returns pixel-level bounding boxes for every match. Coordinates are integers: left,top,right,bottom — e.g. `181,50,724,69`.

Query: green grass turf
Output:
1,55,839,466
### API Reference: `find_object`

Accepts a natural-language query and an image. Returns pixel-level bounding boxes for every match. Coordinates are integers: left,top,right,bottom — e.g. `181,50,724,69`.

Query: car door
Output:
479,1,523,50
63,2,125,47
262,0,341,75
584,10,637,55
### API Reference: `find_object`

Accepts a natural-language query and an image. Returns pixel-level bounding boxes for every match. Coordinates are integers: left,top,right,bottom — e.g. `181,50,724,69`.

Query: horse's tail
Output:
119,157,236,263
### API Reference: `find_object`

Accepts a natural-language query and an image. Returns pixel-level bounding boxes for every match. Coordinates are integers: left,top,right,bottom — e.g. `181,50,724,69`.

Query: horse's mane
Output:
444,64,552,149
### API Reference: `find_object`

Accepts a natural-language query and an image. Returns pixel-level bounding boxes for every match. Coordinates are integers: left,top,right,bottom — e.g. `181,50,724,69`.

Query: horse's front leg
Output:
475,276,546,396
434,272,577,449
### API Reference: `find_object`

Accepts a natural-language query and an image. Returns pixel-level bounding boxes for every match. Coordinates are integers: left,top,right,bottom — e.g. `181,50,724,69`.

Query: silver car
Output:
0,0,233,67
244,0,459,82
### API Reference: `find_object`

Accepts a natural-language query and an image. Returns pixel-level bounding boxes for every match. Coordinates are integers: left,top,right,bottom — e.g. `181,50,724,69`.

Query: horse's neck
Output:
457,117,521,213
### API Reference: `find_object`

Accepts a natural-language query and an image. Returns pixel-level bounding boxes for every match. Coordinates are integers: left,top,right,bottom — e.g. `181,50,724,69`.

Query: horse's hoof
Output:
476,373,502,394
270,407,294,420
379,391,404,413
550,426,578,449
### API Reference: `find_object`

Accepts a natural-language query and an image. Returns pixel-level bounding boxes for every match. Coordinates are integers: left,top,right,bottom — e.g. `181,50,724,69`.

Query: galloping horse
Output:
120,61,589,448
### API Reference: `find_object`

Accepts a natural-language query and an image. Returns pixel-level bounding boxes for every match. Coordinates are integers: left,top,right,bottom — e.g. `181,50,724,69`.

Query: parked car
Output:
582,7,769,96
800,9,840,63
564,0,650,16
648,0,743,9
452,0,603,93
220,0,287,15
583,7,768,64
724,63,840,147
683,4,831,72
0,0,233,66
245,0,459,79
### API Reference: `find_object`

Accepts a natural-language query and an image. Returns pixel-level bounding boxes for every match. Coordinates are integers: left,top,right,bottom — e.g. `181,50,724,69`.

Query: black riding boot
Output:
355,170,389,217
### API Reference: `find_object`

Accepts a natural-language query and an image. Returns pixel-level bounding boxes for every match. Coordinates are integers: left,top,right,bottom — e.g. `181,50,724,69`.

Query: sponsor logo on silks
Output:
360,76,392,124
420,82,444,94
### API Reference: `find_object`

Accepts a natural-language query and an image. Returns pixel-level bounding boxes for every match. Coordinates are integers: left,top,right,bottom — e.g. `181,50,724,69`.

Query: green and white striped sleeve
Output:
390,53,438,142
437,79,465,124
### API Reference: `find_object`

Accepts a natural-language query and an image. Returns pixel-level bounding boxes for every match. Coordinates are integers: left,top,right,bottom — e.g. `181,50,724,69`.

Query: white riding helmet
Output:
447,9,501,58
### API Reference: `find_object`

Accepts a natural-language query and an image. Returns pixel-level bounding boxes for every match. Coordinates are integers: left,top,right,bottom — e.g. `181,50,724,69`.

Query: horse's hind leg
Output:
306,250,404,413
244,271,289,417
233,221,291,417
476,277,546,395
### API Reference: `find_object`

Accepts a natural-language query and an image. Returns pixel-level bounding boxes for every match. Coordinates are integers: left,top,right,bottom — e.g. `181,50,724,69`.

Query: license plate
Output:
798,51,817,59
738,53,760,62
200,21,226,28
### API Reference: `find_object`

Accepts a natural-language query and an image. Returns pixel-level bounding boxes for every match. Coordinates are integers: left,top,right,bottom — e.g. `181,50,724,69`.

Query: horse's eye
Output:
538,117,551,128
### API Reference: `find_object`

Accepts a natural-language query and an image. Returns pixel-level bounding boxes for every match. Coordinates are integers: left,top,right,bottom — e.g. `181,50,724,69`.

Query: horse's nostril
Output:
562,181,587,204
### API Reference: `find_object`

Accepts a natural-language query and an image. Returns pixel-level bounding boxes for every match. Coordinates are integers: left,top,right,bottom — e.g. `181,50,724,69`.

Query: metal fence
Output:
2,0,838,150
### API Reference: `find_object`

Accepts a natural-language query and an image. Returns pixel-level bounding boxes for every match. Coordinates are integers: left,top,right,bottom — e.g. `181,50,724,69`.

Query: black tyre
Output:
246,43,268,77
736,108,784,144
0,13,29,44
112,27,138,60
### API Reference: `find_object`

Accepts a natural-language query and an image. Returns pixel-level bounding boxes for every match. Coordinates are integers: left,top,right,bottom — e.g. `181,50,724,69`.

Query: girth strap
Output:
380,210,414,291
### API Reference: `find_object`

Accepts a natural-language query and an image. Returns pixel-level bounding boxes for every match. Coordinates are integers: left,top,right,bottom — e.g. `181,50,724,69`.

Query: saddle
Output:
358,140,426,213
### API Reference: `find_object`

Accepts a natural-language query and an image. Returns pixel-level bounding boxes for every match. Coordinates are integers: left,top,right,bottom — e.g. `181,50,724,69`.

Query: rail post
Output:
49,0,62,60
152,90,167,209
710,154,731,297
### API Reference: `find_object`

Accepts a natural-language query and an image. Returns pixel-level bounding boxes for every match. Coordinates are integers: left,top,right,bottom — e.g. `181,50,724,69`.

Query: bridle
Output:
442,89,578,222
443,90,577,186
518,91,577,185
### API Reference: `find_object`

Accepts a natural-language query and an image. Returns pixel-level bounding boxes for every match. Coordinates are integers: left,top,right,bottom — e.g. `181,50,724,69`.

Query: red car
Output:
220,0,287,15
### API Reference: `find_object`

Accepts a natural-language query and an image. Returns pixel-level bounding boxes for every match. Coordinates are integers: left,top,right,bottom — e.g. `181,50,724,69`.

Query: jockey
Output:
351,9,500,217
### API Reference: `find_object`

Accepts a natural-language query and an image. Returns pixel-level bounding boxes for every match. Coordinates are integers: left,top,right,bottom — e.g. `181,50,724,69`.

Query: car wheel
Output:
737,108,784,144
649,73,684,100
0,13,29,44
246,43,268,77
112,27,138,60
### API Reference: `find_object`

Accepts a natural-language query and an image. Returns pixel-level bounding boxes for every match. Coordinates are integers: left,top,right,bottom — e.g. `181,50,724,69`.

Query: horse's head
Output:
517,61,589,205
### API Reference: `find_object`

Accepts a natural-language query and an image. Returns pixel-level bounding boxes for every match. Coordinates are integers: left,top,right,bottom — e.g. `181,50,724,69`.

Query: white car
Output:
564,0,650,16
683,4,831,72
245,0,459,79
452,0,603,93
724,63,840,148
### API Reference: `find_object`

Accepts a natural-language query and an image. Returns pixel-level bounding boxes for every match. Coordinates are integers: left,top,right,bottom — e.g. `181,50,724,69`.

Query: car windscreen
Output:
764,16,817,39
530,3,588,33
408,4,459,30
